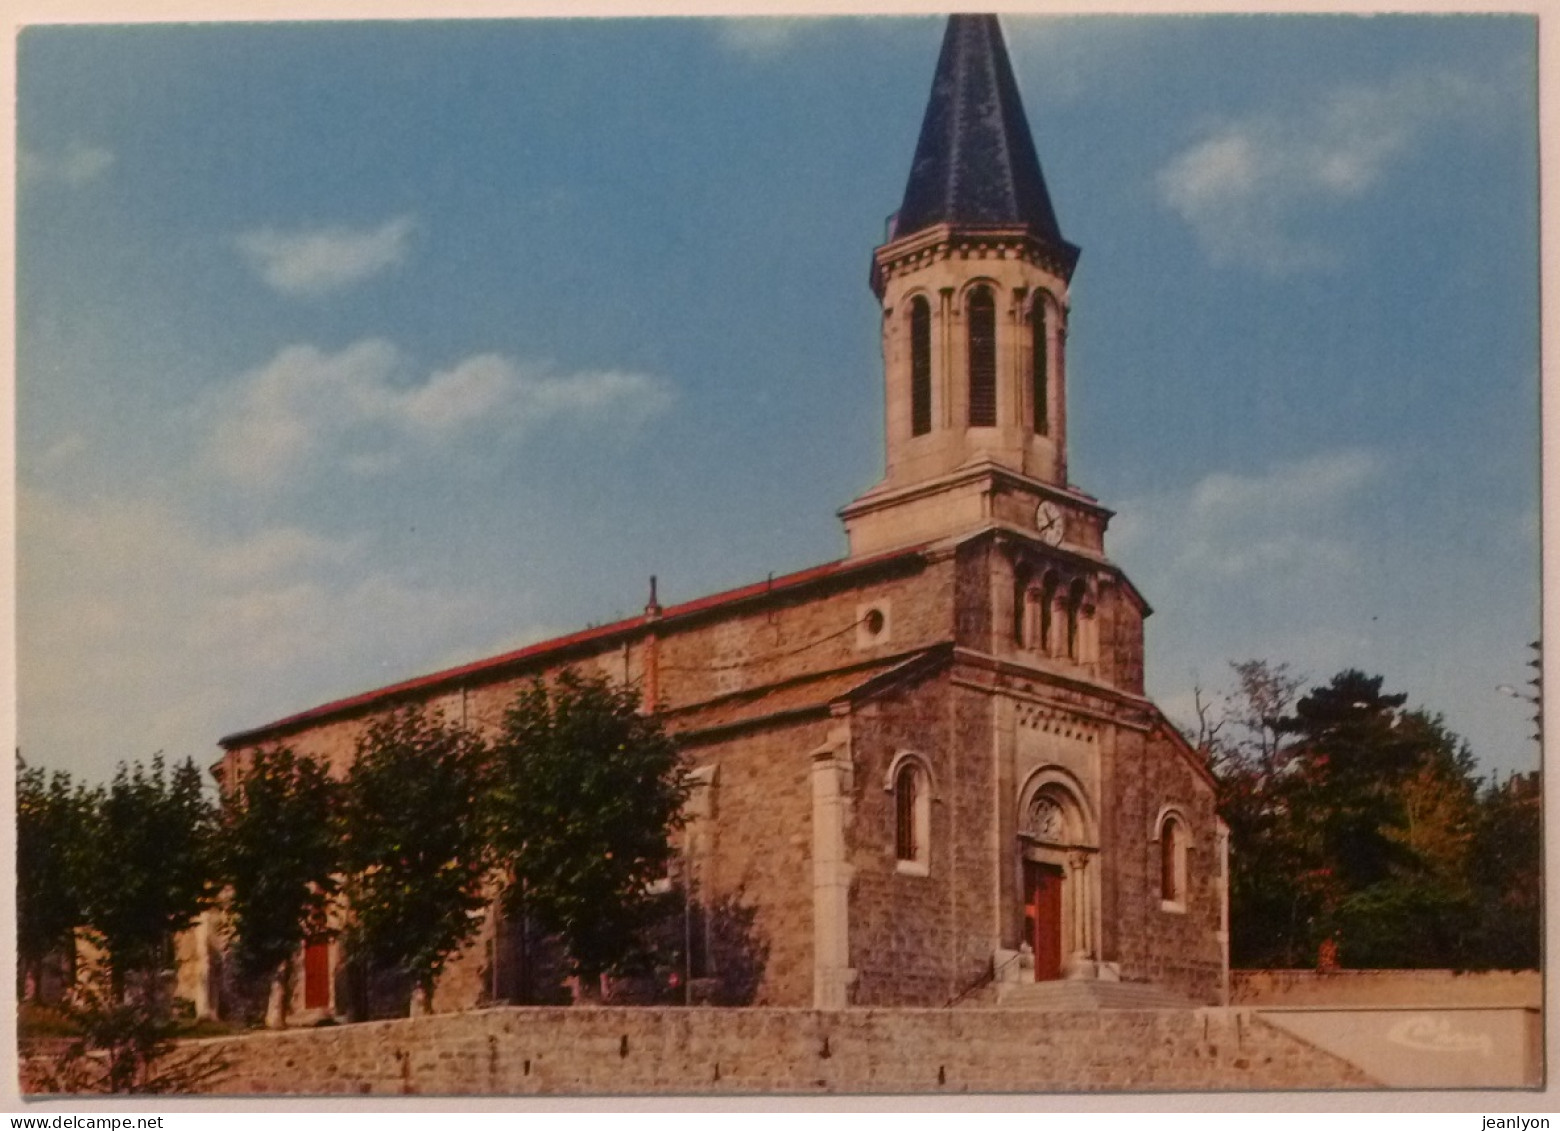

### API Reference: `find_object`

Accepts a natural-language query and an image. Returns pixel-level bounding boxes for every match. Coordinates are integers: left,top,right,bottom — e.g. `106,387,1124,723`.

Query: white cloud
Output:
1182,449,1379,526
1158,68,1496,273
203,340,672,488
20,141,114,187
1111,450,1388,741
235,215,415,297
1112,448,1381,585
399,355,667,435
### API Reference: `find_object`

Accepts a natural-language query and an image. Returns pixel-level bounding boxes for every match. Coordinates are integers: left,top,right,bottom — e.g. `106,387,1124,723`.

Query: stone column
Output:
1066,851,1096,979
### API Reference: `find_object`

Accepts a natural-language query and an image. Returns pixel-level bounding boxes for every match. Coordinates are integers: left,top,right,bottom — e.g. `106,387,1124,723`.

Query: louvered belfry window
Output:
1032,297,1049,435
910,296,932,437
967,286,997,426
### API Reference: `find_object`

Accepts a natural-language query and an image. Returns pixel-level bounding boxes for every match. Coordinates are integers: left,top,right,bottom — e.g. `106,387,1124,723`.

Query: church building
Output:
213,14,1229,1016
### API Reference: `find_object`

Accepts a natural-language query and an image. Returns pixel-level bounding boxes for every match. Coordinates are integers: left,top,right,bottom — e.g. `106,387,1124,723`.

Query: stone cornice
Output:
840,460,1112,525
870,222,1080,297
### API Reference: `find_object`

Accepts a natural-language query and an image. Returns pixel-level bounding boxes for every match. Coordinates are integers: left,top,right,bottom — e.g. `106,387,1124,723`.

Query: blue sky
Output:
16,13,1541,786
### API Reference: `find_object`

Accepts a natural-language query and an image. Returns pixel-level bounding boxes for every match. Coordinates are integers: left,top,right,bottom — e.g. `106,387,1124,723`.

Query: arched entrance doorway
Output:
1016,773,1099,981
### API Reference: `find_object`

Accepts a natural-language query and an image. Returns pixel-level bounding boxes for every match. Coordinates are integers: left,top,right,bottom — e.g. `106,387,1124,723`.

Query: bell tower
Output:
842,15,1101,559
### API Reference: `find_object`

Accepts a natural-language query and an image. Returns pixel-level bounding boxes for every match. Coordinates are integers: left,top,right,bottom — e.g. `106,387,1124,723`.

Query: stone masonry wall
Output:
847,671,996,1007
678,715,834,1007
1105,726,1224,1004
176,1005,1376,1096
1231,969,1542,1009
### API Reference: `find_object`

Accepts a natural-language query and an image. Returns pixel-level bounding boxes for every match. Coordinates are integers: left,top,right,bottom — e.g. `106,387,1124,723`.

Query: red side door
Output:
303,939,331,1010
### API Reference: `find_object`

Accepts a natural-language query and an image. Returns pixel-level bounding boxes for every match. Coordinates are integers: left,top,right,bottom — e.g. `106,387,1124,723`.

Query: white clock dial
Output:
1034,501,1065,545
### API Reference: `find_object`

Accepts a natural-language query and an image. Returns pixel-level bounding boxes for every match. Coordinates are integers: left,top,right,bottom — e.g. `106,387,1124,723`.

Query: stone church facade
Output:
209,14,1228,1019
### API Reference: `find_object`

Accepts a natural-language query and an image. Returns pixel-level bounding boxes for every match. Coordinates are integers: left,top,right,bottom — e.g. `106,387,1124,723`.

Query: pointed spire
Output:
893,14,1066,244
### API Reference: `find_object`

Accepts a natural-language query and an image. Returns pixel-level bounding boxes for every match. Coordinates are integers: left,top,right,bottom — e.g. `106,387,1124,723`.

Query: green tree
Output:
78,756,216,997
1194,660,1311,967
16,755,95,999
1203,663,1520,971
215,745,340,1025
1276,670,1420,895
339,708,490,1016
489,669,690,994
1469,770,1541,969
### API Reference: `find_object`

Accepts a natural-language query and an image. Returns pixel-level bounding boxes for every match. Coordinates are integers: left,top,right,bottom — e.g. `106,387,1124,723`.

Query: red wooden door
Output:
303,939,331,1009
1023,862,1064,981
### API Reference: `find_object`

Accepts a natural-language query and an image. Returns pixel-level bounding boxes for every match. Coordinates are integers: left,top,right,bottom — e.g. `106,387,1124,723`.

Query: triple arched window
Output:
906,285,1062,439
1013,567,1092,663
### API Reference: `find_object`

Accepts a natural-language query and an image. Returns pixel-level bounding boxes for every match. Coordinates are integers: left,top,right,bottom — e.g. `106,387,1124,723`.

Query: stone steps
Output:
990,979,1200,1010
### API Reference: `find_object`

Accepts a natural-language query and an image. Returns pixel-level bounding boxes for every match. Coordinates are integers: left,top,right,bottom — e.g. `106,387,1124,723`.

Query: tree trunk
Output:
571,970,607,1004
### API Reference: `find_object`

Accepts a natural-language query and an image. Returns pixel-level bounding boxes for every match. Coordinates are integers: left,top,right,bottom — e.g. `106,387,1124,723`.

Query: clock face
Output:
1035,501,1064,545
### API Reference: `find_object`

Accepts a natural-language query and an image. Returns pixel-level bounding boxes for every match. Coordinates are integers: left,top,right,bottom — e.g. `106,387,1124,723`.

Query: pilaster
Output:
810,721,856,1010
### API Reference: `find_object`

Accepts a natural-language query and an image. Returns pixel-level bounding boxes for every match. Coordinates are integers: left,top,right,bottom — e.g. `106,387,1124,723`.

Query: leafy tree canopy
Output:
1198,662,1538,971
216,745,340,999
17,755,96,993
77,756,216,994
490,669,690,987
339,708,490,1011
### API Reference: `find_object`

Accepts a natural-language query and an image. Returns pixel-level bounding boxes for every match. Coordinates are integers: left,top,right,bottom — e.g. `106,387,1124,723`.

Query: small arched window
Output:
967,286,996,427
1160,815,1188,910
1012,563,1033,647
1039,572,1058,655
893,760,930,873
909,296,932,437
895,763,918,860
1066,578,1085,660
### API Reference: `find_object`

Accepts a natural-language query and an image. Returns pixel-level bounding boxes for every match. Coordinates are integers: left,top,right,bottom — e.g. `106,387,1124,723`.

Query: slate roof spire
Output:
893,14,1065,244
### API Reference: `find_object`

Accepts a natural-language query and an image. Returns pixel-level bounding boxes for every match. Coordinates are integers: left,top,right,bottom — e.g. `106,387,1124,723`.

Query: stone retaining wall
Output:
1232,970,1541,1009
172,1005,1375,1096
